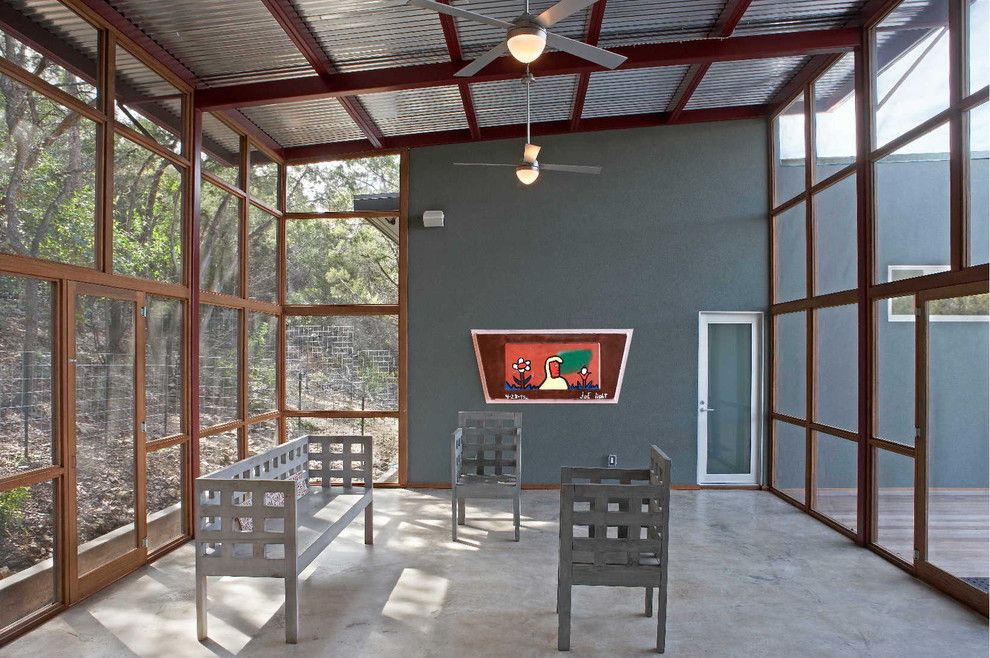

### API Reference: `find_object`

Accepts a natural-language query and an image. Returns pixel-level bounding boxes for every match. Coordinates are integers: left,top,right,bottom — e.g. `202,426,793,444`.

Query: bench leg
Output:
457,497,466,525
645,587,653,617
656,583,667,653
451,490,458,541
196,570,207,641
557,581,571,651
285,574,299,644
364,500,374,545
513,494,520,541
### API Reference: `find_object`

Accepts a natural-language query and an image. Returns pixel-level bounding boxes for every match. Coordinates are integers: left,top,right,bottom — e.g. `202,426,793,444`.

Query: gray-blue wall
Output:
407,120,770,485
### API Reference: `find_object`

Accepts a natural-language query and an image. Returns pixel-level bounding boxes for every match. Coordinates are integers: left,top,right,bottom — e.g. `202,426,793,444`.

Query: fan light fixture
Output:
506,23,547,64
515,163,540,185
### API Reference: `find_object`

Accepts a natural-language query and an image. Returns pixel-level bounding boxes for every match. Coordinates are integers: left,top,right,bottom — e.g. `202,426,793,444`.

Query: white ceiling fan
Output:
453,72,602,185
407,0,626,77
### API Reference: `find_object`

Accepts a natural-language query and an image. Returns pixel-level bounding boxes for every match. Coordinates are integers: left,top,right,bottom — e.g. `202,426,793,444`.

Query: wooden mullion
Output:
282,409,399,419
948,0,964,270
202,170,246,198
868,436,915,458
199,291,280,314
0,464,65,491
189,107,203,481
134,293,148,554
246,409,280,425
112,122,192,168
282,304,399,316
249,197,281,218
866,263,988,299
146,433,189,453
771,289,859,314
98,30,114,275
200,419,244,438
0,57,105,124
771,190,808,217
913,293,928,567
959,85,989,110
63,282,79,602
805,79,815,514
285,211,398,220
398,149,409,486
239,307,248,460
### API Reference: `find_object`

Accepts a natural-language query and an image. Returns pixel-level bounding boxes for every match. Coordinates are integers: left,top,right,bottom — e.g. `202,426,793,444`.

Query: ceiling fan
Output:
453,72,602,185
407,0,626,77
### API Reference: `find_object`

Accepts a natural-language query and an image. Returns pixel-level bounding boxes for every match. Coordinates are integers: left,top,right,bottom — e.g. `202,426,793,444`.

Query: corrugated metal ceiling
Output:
582,66,689,118
470,74,578,127
240,97,365,146
735,0,868,35
686,55,812,110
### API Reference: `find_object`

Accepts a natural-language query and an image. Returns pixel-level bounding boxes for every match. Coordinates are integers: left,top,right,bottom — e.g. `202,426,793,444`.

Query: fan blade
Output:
545,32,626,69
523,143,541,163
453,162,517,167
537,0,601,28
541,163,603,174
406,0,513,30
455,42,510,77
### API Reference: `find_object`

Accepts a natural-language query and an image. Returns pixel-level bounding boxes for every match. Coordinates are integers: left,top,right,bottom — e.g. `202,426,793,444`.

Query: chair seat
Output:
457,473,517,486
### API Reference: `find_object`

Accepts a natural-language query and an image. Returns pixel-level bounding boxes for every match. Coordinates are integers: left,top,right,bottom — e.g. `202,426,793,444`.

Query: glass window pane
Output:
874,0,950,147
813,52,856,180
248,420,277,456
248,313,277,416
0,73,97,267
75,294,137,576
289,416,398,483
706,322,752,475
286,315,398,412
774,95,805,206
248,206,278,302
200,181,241,296
968,0,988,94
773,202,806,303
774,311,807,419
287,156,400,214
774,420,806,504
202,113,241,189
112,134,183,283
199,305,239,429
815,304,858,432
0,2,99,104
814,432,858,532
814,174,858,296
0,479,57,630
875,124,950,284
145,296,183,441
875,447,915,562
114,45,183,154
147,442,186,552
287,218,398,305
926,292,989,584
200,429,238,476
249,146,279,210
0,276,54,477
968,102,988,265
874,297,916,445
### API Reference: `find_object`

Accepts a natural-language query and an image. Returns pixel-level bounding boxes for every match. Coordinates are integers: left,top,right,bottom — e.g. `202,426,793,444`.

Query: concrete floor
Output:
2,490,986,657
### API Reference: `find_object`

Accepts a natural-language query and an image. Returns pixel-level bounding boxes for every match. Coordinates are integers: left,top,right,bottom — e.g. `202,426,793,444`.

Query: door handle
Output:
699,402,715,412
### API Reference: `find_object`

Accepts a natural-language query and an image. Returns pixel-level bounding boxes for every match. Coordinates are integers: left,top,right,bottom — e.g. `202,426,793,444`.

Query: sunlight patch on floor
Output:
381,568,449,634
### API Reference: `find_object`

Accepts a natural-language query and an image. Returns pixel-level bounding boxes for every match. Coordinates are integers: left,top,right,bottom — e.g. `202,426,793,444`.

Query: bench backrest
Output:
560,446,671,569
452,425,522,481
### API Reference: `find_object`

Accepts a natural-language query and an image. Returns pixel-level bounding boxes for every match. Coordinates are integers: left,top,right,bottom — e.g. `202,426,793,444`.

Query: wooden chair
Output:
557,446,671,653
451,411,523,541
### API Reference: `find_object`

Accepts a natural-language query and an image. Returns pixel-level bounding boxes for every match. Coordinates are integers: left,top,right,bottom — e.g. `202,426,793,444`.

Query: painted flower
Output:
512,357,532,373
579,367,589,376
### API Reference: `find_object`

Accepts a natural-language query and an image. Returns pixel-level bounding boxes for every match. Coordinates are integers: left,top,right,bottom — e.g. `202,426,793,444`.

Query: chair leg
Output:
451,491,458,541
645,586,653,617
513,494,520,541
364,500,374,545
285,574,299,644
457,497,466,525
196,571,207,641
557,581,571,651
656,584,667,653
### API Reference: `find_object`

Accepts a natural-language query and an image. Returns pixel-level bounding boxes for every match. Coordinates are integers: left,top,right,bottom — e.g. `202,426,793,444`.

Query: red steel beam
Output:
259,0,385,149
666,0,754,123
198,27,861,111
569,0,608,131
437,0,481,140
282,104,769,162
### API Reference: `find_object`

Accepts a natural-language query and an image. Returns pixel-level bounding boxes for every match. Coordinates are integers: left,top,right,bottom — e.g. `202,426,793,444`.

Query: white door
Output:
697,312,763,485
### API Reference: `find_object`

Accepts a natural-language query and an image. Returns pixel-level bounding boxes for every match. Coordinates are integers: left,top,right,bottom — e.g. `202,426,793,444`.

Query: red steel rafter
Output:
437,0,481,139
197,28,861,111
569,0,608,131
665,0,754,123
259,0,385,148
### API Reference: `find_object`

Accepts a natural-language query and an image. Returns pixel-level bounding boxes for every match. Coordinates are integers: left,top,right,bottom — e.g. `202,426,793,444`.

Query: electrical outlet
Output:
607,454,617,467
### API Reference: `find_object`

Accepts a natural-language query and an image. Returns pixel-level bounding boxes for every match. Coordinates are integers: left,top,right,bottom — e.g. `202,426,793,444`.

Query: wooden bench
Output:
557,446,671,653
451,411,522,541
194,434,374,644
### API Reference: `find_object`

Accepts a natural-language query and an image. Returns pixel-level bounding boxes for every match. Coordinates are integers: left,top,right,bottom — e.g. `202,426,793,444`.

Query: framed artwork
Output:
471,329,633,404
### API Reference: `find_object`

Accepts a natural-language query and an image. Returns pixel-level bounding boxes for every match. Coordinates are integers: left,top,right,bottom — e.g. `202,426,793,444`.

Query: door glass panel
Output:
74,295,137,575
925,292,989,589
706,323,752,475
146,443,185,552
874,447,915,563
813,432,857,532
874,296,915,445
774,420,806,504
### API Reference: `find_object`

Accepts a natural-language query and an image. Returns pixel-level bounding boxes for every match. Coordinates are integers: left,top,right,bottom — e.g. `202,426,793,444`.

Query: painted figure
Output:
539,355,569,390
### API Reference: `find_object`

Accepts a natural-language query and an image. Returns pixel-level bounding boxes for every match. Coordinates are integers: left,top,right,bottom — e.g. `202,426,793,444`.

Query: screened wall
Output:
769,0,988,613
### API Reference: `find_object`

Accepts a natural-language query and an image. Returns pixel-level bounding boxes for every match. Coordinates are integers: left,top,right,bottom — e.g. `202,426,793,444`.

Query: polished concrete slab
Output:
2,490,986,657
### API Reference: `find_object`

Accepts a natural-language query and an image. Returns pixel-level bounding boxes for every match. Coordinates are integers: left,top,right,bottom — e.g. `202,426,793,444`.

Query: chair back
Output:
452,425,522,481
457,411,522,431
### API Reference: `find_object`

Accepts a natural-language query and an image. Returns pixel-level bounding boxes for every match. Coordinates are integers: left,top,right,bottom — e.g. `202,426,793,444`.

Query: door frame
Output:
66,282,147,601
696,311,764,485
